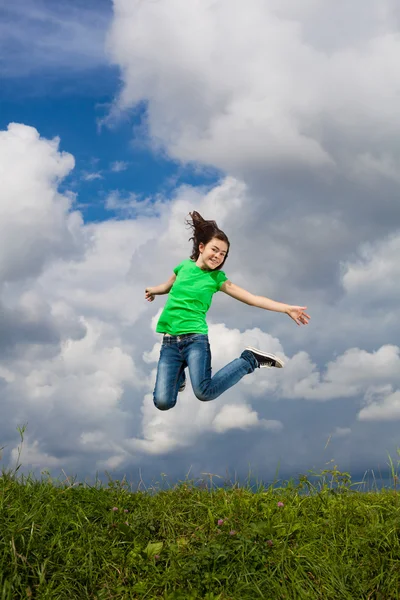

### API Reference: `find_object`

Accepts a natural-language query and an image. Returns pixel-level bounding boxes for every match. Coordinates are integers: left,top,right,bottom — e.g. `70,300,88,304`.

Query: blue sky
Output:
0,90,219,222
0,0,219,223
0,77,220,224
1,0,400,486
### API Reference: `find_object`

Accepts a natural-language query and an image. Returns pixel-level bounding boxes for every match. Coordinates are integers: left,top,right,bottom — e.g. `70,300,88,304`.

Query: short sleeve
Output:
216,270,228,291
173,261,186,275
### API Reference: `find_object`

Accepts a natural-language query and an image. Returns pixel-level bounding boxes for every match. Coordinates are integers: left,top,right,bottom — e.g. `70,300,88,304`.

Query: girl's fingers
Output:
294,312,309,325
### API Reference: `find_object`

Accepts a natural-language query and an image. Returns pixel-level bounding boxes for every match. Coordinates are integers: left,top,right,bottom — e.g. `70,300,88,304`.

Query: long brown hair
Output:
185,211,230,270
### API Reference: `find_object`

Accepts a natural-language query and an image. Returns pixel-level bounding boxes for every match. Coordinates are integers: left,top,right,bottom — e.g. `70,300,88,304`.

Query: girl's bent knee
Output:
194,390,216,402
153,396,175,411
154,403,172,411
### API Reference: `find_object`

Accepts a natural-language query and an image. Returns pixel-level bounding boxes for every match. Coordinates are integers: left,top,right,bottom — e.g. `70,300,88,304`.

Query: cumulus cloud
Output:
0,0,392,481
358,389,400,421
2,123,400,481
107,0,400,182
0,132,295,476
212,404,283,433
0,123,145,474
4,0,400,481
0,123,84,283
279,345,400,402
10,438,63,470
341,233,400,303
105,1,400,363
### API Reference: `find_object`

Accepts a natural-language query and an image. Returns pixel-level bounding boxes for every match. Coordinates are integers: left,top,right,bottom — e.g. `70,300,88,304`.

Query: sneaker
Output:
245,347,285,369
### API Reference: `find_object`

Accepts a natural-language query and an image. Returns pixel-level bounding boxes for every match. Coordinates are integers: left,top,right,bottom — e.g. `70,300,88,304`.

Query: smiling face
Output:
196,237,229,270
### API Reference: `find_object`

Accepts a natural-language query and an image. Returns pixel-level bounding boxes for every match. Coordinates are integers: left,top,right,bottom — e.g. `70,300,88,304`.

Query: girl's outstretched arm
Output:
220,281,310,326
145,274,176,302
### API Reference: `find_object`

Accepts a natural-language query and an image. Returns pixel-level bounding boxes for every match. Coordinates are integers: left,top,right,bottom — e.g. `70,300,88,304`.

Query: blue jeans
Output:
153,333,258,411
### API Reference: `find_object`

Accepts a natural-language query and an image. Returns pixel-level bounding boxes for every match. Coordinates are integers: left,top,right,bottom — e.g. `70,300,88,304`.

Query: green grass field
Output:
1,435,400,599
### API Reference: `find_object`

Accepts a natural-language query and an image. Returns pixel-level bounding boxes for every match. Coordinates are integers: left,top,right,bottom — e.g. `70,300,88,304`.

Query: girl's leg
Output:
183,335,258,402
178,369,186,392
153,341,187,410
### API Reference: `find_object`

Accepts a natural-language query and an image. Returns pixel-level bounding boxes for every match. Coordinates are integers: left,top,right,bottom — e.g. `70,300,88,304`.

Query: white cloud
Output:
82,171,103,181
104,0,400,367
37,217,160,326
16,318,139,419
0,123,145,473
10,438,63,470
105,190,178,220
0,0,393,479
212,404,283,433
2,121,400,481
110,160,128,172
0,123,83,283
107,0,400,180
358,390,400,421
341,232,400,302
279,345,400,402
331,427,352,438
125,328,400,458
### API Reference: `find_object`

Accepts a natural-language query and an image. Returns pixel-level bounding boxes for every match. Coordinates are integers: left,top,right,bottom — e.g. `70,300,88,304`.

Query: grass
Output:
1,433,400,599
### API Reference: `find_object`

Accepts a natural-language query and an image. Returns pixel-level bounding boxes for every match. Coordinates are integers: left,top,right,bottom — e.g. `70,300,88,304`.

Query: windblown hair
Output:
185,211,230,270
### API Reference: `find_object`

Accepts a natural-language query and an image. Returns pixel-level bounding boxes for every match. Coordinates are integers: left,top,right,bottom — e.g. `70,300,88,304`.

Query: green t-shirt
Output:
156,259,228,335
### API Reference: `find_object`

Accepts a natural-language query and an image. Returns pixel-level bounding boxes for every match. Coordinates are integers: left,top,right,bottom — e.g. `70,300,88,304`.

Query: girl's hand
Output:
145,288,155,302
286,306,310,326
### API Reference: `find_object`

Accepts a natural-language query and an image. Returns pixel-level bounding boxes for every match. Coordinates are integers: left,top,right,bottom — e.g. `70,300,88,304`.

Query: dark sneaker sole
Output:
245,347,285,368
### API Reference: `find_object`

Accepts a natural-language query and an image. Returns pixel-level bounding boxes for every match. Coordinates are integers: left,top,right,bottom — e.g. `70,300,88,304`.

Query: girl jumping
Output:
145,211,310,411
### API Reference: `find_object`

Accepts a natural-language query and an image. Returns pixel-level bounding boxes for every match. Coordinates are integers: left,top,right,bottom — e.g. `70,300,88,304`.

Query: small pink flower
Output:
124,509,129,513
124,521,129,526
154,555,160,560
229,530,236,535
267,539,273,546
112,507,118,512
217,519,224,526
277,501,284,508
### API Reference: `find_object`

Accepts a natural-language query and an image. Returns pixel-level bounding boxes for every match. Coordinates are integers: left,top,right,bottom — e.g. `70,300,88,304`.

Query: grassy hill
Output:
1,459,400,599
